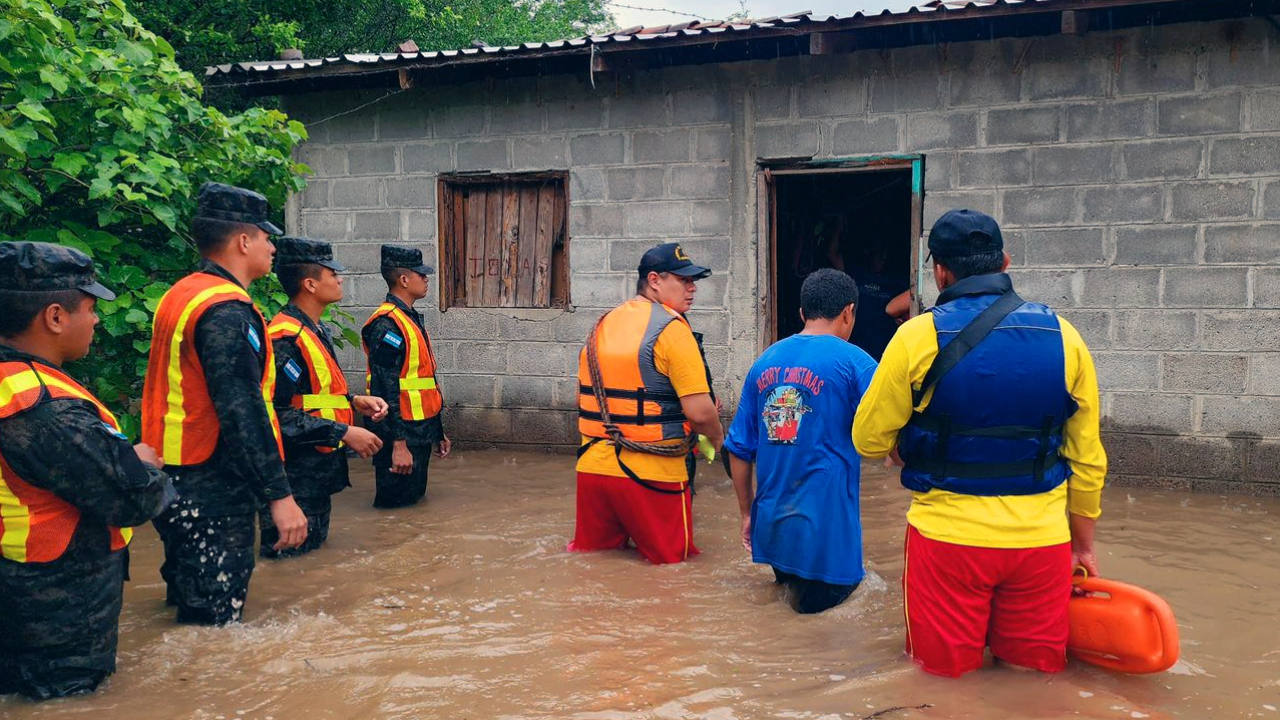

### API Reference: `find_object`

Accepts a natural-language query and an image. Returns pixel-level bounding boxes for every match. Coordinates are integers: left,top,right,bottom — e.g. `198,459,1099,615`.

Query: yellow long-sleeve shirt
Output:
853,307,1106,549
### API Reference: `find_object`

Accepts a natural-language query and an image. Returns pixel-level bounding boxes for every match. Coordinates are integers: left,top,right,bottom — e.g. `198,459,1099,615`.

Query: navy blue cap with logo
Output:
637,242,711,280
193,182,283,236
927,209,1004,261
0,241,116,301
274,236,344,272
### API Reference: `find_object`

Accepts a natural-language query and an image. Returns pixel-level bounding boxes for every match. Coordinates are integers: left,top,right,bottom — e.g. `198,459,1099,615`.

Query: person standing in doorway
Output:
142,182,308,625
854,209,1106,677
265,237,388,556
572,243,724,565
362,245,451,509
850,246,909,361
725,269,877,613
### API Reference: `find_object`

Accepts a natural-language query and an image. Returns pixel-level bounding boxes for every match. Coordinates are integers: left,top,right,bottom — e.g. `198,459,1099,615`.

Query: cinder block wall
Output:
285,16,1280,492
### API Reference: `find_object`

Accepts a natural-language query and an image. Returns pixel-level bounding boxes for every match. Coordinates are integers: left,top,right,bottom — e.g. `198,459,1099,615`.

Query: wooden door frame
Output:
756,154,925,350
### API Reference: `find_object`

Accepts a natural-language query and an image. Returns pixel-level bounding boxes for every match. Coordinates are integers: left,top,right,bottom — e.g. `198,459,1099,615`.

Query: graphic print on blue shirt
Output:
763,385,812,444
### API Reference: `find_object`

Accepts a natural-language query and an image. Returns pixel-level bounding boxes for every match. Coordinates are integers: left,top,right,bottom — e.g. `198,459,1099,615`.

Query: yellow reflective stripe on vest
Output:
0,465,32,562
0,369,43,408
399,377,437,391
397,309,427,420
299,394,351,410
162,284,249,462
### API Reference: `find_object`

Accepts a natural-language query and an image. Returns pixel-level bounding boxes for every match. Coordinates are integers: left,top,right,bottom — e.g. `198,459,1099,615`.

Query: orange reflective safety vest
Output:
0,361,133,563
141,272,284,466
577,300,693,444
362,302,442,421
268,313,353,454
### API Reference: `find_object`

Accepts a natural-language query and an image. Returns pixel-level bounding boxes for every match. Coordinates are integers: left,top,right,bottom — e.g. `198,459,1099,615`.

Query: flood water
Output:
3,450,1278,719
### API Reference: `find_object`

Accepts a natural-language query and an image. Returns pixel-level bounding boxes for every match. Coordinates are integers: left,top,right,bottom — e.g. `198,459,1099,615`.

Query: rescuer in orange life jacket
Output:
362,245,452,509
142,182,309,625
572,242,725,565
0,241,174,700
263,237,389,557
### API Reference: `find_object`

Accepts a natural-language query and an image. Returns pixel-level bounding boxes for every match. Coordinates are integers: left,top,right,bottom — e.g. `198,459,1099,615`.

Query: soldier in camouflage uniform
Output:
141,183,308,625
262,237,388,557
0,242,174,700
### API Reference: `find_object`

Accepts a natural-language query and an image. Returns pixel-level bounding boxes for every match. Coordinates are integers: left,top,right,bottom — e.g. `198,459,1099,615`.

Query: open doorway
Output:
763,158,923,360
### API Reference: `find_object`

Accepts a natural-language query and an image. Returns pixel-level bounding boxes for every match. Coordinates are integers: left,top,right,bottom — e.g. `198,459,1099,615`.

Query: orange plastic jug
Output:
1068,575,1180,674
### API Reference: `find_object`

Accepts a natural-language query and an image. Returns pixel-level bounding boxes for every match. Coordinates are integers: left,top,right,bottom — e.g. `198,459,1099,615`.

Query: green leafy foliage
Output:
0,0,309,435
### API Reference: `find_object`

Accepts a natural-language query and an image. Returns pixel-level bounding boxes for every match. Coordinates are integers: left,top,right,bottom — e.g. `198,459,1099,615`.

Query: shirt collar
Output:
198,259,246,289
0,342,59,369
282,303,321,334
936,272,1013,306
385,293,419,317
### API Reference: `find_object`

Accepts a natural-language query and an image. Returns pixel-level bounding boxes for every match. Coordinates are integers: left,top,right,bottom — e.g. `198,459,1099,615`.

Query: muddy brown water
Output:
3,450,1278,719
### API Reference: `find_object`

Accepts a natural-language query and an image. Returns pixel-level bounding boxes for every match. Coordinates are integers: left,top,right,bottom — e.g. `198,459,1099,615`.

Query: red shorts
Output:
903,524,1071,677
568,472,699,565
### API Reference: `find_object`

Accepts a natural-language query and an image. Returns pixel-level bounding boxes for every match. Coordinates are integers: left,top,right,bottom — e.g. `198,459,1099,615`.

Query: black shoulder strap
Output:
913,291,1025,408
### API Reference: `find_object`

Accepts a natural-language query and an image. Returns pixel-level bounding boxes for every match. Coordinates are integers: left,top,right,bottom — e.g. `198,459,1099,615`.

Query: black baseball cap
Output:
0,241,116,300
927,209,1004,259
275,236,344,272
380,244,434,275
637,242,711,279
193,182,284,236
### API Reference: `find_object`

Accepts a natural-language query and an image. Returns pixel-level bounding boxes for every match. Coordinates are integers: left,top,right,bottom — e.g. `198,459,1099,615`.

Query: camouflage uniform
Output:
0,242,173,701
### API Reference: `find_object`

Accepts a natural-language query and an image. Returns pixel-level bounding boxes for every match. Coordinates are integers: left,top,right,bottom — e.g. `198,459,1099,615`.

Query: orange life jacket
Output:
0,360,133,563
577,299,693,444
141,272,284,466
362,302,442,421
268,313,353,454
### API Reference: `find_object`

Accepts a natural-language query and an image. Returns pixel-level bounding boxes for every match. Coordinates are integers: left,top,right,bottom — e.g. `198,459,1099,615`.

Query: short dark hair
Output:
934,251,1004,280
278,263,326,297
192,217,254,255
0,289,88,338
800,268,858,321
382,266,413,287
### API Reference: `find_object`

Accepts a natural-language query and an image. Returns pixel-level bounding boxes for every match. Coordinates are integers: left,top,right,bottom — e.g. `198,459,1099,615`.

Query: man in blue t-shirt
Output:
725,268,878,614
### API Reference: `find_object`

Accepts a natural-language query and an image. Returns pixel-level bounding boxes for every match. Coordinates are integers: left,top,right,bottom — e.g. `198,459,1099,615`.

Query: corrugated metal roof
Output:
202,1,1162,81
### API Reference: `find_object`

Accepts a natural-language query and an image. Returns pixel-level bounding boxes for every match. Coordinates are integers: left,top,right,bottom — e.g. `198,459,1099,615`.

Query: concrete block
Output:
546,99,605,132
432,106,485,138
696,128,732,163
604,92,669,130
955,149,1032,188
1092,351,1159,391
685,309,731,346
1201,395,1280,437
690,201,732,237
493,313,556,343
403,210,437,242
797,80,866,117
1028,59,1109,101
456,140,510,172
607,167,666,201
488,102,545,135
301,180,329,209
1018,227,1105,267
1170,181,1255,221
325,113,376,144
332,179,380,209
348,145,397,175
1204,41,1280,89
924,191,998,228
568,238,608,274
1117,53,1197,95
1249,441,1280,482
986,106,1061,146
923,152,953,191
1267,181,1280,220
1104,432,1160,476
1209,136,1280,177
1202,311,1280,351
907,112,978,151
1033,144,1114,185
1257,268,1280,308
378,107,430,141
438,310,498,341
1114,225,1197,266
572,273,631,308
569,133,625,166
831,117,901,155
1001,188,1078,227
1007,269,1077,307
610,238,728,273
298,146,346,177
1065,99,1152,141
506,408,573,444
625,202,688,237
402,143,453,174
554,308,606,343
754,86,792,120
949,64,1021,107
1107,392,1194,434
1162,352,1248,393
1204,224,1280,264
452,342,506,373
1157,94,1242,135
869,73,942,113
450,406,511,442
1248,353,1280,396
352,211,400,241
1112,311,1197,351
754,122,819,159
560,170,601,207
332,242,380,273
1078,268,1161,308
570,204,625,238
1250,90,1280,131
1121,139,1203,180
301,212,349,240
1058,309,1111,350
506,341,566,377
384,177,432,209
512,137,567,170
670,165,730,199
444,374,498,407
1081,185,1164,224
1161,436,1248,479
633,129,693,164
673,90,732,125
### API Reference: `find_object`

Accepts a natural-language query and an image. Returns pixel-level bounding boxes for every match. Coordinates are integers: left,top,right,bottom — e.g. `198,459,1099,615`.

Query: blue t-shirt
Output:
724,334,878,585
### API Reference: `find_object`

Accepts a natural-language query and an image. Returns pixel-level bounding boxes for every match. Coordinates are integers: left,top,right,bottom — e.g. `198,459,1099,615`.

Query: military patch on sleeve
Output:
101,422,128,441
381,330,404,349
283,358,303,382
246,325,262,352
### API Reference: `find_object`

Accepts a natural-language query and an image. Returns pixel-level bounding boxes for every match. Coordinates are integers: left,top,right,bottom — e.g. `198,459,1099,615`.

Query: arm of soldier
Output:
362,316,407,441
853,315,934,459
272,336,348,449
724,372,761,551
658,322,723,449
195,303,292,502
1058,317,1106,576
0,400,174,527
